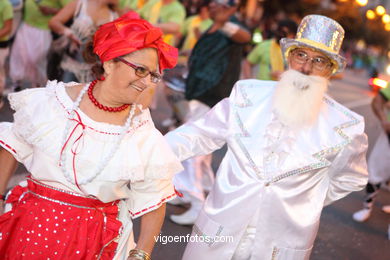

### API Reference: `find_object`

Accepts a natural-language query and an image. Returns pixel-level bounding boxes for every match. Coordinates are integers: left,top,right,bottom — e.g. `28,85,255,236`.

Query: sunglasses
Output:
117,57,162,84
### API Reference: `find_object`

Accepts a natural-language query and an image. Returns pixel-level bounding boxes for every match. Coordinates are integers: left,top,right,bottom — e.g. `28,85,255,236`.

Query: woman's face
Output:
104,48,160,109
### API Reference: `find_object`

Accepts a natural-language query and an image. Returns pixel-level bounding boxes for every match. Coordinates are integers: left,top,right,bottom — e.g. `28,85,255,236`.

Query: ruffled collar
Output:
53,81,151,134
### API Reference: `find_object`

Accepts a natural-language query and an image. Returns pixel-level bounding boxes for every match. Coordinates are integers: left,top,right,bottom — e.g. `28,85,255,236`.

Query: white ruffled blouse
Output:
0,81,184,218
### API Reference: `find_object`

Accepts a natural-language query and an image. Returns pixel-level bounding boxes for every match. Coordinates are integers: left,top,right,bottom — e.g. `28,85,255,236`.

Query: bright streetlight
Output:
382,14,390,23
356,0,368,6
376,5,386,16
366,10,376,19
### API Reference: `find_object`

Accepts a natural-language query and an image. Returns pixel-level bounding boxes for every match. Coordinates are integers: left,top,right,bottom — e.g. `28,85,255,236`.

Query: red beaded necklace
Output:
87,80,130,112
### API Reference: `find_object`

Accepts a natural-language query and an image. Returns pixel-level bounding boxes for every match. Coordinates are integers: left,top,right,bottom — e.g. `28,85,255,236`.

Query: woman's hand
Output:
63,27,82,46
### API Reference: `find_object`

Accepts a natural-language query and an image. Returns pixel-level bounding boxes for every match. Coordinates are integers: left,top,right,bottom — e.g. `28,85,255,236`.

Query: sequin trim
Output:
233,95,360,184
234,109,250,137
28,191,97,210
192,224,224,247
234,134,264,179
28,177,92,199
234,83,252,108
267,96,360,184
0,139,17,154
271,247,280,260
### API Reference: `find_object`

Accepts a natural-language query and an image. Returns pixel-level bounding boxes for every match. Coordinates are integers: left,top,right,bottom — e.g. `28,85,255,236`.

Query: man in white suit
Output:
165,15,368,260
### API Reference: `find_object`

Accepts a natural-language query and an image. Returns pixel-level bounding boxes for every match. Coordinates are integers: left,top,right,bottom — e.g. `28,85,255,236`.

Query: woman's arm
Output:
129,204,166,259
49,0,78,36
0,19,12,39
0,147,18,215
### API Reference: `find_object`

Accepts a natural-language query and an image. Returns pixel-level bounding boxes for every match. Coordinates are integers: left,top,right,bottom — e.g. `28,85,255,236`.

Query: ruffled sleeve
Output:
0,122,33,166
0,86,54,165
7,82,66,152
127,179,177,219
127,127,183,218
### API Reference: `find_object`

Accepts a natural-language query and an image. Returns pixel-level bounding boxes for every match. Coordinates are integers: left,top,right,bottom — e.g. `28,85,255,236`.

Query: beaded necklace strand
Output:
60,82,136,188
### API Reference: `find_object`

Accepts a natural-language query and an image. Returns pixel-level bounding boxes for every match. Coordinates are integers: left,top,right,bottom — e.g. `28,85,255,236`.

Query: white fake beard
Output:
272,69,329,127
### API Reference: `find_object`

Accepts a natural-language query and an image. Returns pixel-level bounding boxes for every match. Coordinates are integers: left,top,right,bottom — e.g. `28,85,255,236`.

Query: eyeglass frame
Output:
290,48,334,72
116,57,162,84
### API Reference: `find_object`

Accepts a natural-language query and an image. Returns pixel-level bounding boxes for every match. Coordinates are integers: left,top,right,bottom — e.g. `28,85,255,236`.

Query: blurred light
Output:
356,0,368,6
252,31,263,44
385,23,390,31
388,51,390,59
382,14,390,23
338,0,348,2
386,64,390,75
356,39,366,51
366,10,376,19
369,78,388,89
376,5,386,16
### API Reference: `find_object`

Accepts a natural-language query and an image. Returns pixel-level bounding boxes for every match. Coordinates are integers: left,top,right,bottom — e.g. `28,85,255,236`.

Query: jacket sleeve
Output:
164,97,231,161
323,133,369,206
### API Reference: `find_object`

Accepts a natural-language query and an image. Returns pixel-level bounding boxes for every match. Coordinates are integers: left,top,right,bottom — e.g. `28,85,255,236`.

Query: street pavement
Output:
1,69,389,259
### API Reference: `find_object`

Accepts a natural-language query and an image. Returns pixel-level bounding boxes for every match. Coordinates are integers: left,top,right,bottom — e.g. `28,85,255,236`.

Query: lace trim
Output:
129,192,176,218
0,139,17,154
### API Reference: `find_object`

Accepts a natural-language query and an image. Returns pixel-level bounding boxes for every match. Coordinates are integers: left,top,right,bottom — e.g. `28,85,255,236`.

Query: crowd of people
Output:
0,0,388,259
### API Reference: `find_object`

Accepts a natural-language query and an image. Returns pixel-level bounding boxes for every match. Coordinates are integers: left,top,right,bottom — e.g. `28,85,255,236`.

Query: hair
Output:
83,39,127,79
83,39,105,79
277,19,298,35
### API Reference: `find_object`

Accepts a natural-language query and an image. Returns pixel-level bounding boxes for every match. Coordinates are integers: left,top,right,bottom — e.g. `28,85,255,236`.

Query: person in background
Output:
353,84,390,222
167,0,251,226
138,0,185,46
49,0,118,83
0,12,182,259
0,0,13,109
166,15,368,259
119,0,147,13
9,0,71,90
179,0,211,56
242,19,297,80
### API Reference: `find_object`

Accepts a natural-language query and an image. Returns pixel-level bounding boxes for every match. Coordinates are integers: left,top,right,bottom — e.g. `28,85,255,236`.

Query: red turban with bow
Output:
93,12,178,72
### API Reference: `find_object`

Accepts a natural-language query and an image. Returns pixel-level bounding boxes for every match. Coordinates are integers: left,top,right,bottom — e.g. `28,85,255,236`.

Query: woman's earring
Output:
99,75,106,81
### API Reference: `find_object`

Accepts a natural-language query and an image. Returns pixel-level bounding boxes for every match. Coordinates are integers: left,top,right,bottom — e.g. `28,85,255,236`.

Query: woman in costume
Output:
0,12,182,259
49,0,119,83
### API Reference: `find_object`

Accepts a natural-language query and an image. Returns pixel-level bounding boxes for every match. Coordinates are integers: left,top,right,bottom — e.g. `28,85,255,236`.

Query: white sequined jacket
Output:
165,79,368,260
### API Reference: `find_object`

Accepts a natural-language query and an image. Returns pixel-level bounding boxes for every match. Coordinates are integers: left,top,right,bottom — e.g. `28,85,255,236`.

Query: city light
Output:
386,64,390,75
385,23,390,31
375,5,386,16
369,78,388,89
356,0,368,6
383,14,390,23
366,10,376,20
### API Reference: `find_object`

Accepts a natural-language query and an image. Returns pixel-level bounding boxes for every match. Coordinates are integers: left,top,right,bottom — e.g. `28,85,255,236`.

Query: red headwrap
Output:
93,11,178,72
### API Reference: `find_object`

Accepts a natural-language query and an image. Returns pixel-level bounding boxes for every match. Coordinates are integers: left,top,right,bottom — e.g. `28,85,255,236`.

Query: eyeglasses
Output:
117,57,162,84
290,50,333,71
